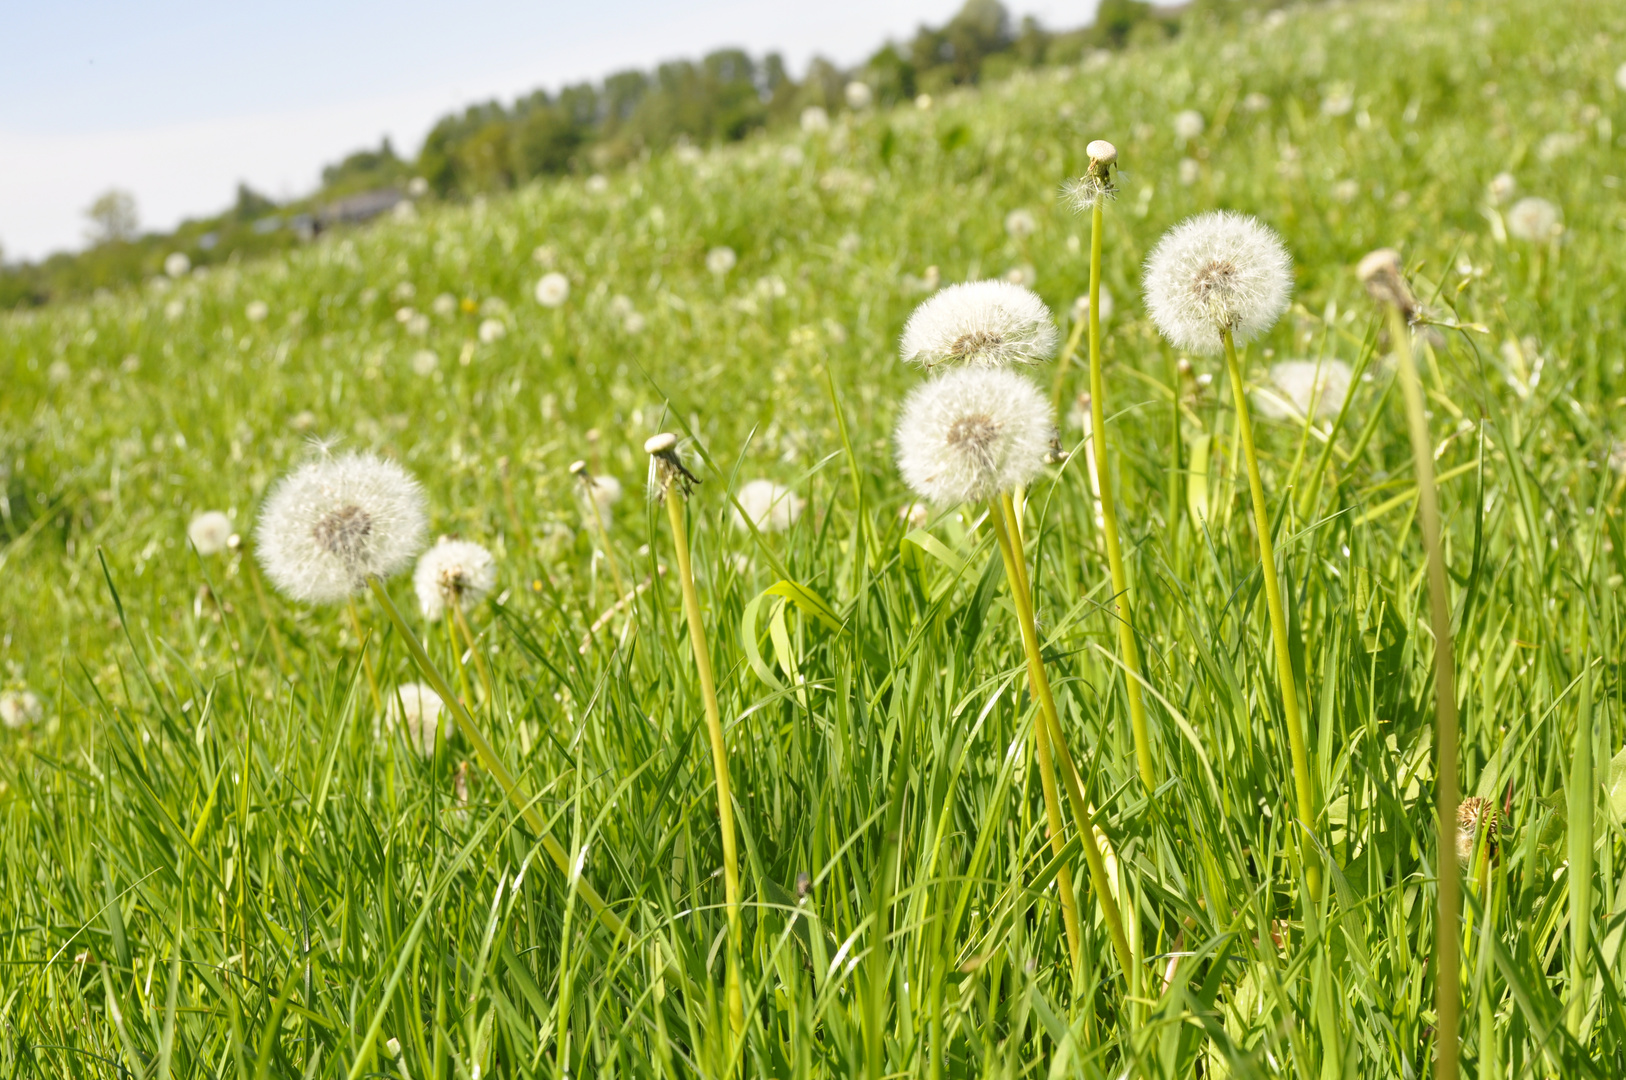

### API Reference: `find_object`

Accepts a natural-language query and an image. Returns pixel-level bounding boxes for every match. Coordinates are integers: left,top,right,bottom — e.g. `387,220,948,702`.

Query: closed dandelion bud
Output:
900,281,1059,369
894,367,1054,504
1356,248,1420,320
733,479,804,533
1142,211,1293,356
413,538,497,621
255,451,428,604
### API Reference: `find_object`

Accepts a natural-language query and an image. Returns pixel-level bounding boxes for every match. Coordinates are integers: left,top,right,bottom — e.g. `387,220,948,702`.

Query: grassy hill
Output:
3,0,1626,1075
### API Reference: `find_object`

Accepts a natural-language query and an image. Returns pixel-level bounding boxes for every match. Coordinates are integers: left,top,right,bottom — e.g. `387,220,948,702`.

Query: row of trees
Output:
1,0,1191,307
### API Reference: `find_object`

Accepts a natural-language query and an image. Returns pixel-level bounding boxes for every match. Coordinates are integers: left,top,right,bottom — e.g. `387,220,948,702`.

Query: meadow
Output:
4,0,1626,1075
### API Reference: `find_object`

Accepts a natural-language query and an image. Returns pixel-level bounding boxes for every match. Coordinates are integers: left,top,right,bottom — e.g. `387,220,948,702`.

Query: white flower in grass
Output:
245,300,269,323
411,350,438,376
1071,286,1114,325
1487,172,1517,205
187,511,235,555
1,690,43,730
706,246,737,276
1004,208,1037,239
900,281,1059,369
1506,197,1562,242
585,173,609,194
1241,92,1271,113
733,479,804,533
478,317,506,343
383,682,449,756
1178,158,1201,186
1173,109,1205,141
900,501,930,529
894,367,1054,505
1252,360,1353,422
575,468,623,531
163,252,191,279
1617,62,1626,92
844,81,874,110
432,293,458,317
1142,210,1293,356
255,451,427,604
413,537,497,621
800,106,830,133
534,272,570,307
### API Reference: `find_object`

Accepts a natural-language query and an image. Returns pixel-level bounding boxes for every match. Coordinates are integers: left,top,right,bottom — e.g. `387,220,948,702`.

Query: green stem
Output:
445,611,475,716
662,492,745,1039
989,498,1134,980
1390,306,1459,1080
1221,327,1320,901
366,577,629,943
1086,197,1157,793
452,603,496,706
347,597,383,717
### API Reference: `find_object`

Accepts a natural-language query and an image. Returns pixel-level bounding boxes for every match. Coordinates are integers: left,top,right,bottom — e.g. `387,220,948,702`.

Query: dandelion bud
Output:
733,479,804,533
645,433,700,500
255,451,428,604
413,538,497,621
383,682,449,755
1356,248,1419,320
894,367,1055,505
187,511,235,556
1456,796,1499,865
1142,211,1293,356
900,281,1058,369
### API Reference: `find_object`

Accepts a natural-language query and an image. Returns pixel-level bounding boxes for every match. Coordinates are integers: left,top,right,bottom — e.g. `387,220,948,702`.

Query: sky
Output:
0,0,1093,262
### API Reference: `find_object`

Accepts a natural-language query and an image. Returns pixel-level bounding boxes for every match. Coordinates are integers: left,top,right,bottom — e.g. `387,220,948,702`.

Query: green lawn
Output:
4,0,1626,1075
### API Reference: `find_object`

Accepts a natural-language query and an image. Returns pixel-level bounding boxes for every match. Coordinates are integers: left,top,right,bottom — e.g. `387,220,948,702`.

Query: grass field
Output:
5,0,1626,1075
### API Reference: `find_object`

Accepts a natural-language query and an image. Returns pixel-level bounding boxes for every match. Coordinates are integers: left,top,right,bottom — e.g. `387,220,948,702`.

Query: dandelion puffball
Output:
800,106,830,133
384,683,450,756
706,246,737,276
900,281,1059,369
1142,210,1293,355
1506,197,1561,242
894,367,1055,505
1004,208,1037,239
733,479,804,533
255,451,428,605
534,272,570,307
1173,109,1205,141
413,537,497,621
1,689,43,730
478,318,507,343
844,81,874,110
1487,172,1517,205
163,252,191,279
1252,360,1353,422
245,300,269,323
187,511,235,556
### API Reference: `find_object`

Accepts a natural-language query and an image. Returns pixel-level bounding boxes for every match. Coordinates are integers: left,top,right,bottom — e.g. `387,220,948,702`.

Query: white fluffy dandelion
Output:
894,367,1055,505
534,272,570,307
844,81,874,110
900,281,1059,369
255,451,428,605
706,246,737,276
187,511,235,556
163,252,191,279
1004,208,1037,239
1252,359,1353,422
1142,210,1293,356
800,106,830,133
478,318,507,343
1487,172,1517,205
245,300,269,323
733,479,804,533
1,689,43,730
383,683,450,756
1506,197,1562,242
1173,109,1205,141
413,537,497,621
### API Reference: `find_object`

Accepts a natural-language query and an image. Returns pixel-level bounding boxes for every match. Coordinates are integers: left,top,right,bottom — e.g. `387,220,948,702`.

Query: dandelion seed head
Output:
534,272,570,307
1356,247,1419,318
478,317,507,343
900,281,1058,370
894,367,1054,505
163,252,191,279
1004,208,1037,239
799,106,830,133
844,81,874,110
1,689,43,730
245,300,269,323
645,433,699,501
1173,109,1205,141
411,350,438,376
1487,171,1517,205
572,462,624,530
706,246,737,276
1506,196,1562,242
413,537,497,621
733,479,804,533
383,682,449,756
187,511,235,556
1252,360,1353,422
255,451,427,605
1142,210,1293,355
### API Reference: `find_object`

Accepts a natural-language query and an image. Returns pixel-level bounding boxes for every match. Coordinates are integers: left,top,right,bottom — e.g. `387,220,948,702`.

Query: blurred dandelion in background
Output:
187,511,235,555
0,690,43,730
1173,109,1205,141
733,479,804,533
1506,196,1562,242
534,271,570,307
382,683,448,755
1252,360,1353,422
413,538,497,621
706,246,737,276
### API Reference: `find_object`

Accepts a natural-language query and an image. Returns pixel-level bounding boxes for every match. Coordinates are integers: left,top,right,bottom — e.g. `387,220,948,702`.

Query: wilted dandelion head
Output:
187,511,235,556
413,537,497,621
0,689,43,730
1253,360,1353,422
1142,211,1293,355
1173,109,1205,141
1004,208,1037,239
1063,140,1118,210
1456,796,1499,865
255,451,427,605
706,246,737,276
571,461,623,529
1356,248,1419,319
894,367,1054,505
733,479,804,533
383,682,449,756
1506,196,1562,242
645,433,700,501
534,272,570,307
900,281,1058,369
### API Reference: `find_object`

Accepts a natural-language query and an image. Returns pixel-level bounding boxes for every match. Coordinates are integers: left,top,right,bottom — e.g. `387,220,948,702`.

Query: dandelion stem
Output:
1221,326,1320,901
585,484,630,613
452,603,496,705
1086,197,1157,792
365,576,630,944
346,597,383,716
989,496,1134,980
444,613,476,713
1389,306,1460,1080
661,491,745,1038
992,501,1084,974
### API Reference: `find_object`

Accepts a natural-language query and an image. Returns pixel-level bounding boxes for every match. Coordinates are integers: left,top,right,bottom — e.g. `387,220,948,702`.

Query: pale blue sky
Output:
1,0,1092,260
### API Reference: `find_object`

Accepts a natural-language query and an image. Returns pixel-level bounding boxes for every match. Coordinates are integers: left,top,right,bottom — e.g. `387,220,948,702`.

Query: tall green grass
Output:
4,0,1626,1075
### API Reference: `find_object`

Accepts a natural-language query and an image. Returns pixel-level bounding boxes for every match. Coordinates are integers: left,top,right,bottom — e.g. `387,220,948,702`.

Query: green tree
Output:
84,190,138,245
